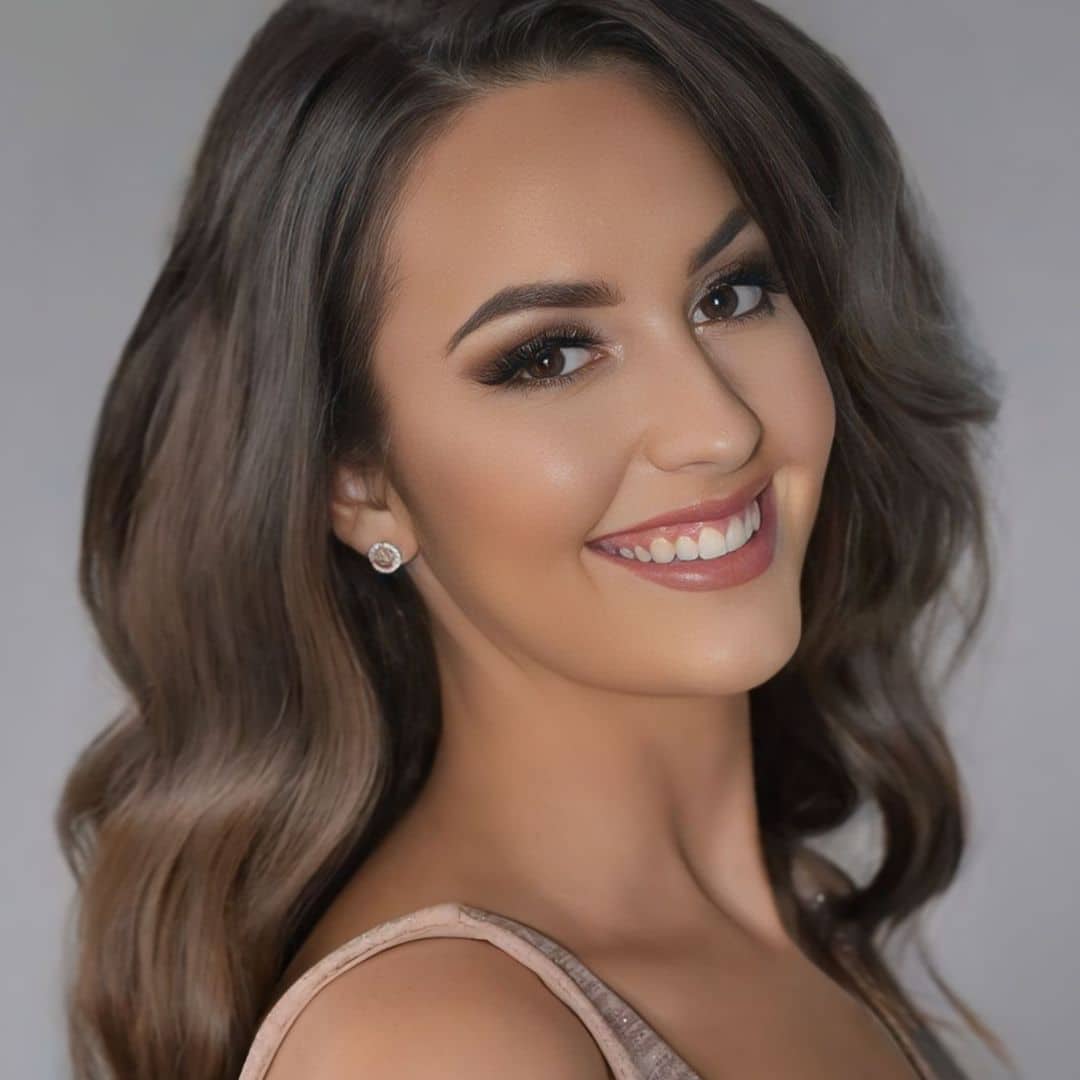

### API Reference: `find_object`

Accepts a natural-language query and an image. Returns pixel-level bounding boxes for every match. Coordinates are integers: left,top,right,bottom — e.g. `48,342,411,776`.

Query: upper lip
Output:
586,474,771,545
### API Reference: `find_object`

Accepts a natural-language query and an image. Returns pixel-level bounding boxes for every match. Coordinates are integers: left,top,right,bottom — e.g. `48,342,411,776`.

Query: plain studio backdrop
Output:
2,2,1076,1077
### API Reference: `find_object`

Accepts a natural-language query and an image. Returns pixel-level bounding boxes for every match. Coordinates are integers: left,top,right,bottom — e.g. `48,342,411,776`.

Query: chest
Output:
592,944,923,1080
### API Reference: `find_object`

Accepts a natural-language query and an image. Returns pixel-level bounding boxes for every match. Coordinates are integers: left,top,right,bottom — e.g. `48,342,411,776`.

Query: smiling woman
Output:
55,2,1012,1079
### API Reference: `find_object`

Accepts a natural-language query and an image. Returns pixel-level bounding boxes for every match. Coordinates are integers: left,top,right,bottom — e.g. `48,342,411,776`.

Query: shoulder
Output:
262,935,613,1080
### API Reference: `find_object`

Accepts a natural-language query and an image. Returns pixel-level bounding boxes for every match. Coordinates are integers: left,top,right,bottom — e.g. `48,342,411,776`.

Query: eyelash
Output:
475,253,788,396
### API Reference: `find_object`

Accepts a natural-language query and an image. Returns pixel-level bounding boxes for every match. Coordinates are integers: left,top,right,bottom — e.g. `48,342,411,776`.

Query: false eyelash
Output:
475,252,788,395
474,319,607,395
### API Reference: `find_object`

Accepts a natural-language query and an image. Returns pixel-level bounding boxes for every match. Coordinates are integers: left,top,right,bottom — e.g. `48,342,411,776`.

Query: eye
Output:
690,281,768,326
473,320,606,395
514,342,594,382
688,253,787,328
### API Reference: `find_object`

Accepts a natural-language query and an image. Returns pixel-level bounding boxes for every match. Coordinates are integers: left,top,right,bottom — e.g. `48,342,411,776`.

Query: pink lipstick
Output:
585,476,778,592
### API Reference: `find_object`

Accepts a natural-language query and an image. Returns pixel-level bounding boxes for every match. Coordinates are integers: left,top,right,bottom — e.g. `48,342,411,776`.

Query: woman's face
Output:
338,68,835,697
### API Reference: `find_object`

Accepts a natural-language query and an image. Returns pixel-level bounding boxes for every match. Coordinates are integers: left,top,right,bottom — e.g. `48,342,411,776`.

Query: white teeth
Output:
648,537,677,563
725,514,746,551
614,498,760,562
697,525,727,559
674,535,699,561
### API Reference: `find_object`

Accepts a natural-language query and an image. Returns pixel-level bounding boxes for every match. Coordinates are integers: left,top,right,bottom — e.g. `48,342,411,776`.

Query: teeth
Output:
649,537,677,563
697,525,727,559
674,535,698,561
615,499,760,563
725,513,746,551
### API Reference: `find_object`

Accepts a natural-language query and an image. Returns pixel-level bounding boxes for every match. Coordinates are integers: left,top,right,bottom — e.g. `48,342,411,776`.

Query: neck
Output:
410,653,794,954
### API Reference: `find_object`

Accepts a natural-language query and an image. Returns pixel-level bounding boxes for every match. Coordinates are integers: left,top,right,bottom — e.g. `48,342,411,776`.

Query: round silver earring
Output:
367,540,403,574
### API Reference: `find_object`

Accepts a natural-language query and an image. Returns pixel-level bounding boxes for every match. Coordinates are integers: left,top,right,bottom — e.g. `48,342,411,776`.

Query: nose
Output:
635,326,763,474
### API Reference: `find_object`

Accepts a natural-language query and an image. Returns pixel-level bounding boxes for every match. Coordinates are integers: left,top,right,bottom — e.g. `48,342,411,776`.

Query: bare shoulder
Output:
262,935,613,1080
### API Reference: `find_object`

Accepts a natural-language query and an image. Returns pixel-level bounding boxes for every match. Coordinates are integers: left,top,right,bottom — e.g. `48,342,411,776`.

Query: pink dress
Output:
238,900,944,1079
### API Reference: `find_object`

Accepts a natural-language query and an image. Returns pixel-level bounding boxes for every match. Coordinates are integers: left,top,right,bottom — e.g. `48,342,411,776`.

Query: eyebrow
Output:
444,205,752,356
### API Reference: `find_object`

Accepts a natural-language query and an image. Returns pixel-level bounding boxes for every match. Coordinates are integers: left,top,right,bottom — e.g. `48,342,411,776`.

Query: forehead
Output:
382,70,743,320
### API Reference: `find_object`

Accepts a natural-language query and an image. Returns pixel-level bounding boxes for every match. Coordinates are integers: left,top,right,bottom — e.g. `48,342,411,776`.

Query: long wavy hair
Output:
56,1,1012,1077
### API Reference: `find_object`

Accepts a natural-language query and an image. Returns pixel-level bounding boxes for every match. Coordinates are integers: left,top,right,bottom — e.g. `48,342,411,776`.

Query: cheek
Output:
386,377,611,587
739,320,836,544
695,305,831,461
772,343,835,470
724,312,835,462
391,389,625,668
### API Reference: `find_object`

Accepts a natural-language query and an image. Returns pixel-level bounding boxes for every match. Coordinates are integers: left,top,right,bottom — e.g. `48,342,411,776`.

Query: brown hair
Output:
56,1,1013,1076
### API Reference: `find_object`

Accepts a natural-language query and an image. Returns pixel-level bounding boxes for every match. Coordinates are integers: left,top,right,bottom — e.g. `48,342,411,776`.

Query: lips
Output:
586,473,772,548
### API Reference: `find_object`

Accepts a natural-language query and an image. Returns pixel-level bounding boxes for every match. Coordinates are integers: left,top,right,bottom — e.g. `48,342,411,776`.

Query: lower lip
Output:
585,479,778,592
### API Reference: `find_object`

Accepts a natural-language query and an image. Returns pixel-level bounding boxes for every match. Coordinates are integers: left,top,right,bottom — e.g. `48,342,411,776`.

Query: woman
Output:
56,1,1014,1077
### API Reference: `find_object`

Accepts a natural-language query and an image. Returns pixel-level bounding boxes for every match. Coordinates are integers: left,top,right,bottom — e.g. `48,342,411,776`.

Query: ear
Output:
329,461,415,563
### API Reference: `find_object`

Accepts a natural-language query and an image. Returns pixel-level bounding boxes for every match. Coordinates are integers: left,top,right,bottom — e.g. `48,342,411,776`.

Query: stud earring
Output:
367,540,403,574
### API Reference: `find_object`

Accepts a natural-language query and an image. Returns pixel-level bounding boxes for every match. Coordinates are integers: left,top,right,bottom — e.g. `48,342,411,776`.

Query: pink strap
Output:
238,900,640,1079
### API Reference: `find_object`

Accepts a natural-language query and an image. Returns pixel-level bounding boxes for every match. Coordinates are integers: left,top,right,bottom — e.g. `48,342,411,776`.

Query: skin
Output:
314,67,913,1077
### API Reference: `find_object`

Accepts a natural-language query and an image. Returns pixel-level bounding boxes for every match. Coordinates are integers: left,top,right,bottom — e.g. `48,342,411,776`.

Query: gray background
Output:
2,1,1076,1076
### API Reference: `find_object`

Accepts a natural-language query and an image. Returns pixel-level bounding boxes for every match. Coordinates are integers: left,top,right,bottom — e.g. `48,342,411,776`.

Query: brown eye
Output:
690,282,767,326
518,344,593,382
